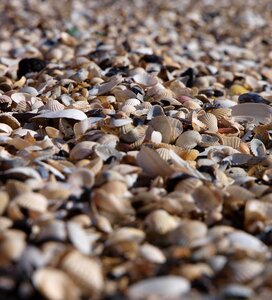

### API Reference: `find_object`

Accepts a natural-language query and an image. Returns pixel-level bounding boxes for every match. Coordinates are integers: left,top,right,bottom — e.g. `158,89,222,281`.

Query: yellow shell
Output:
230,84,248,95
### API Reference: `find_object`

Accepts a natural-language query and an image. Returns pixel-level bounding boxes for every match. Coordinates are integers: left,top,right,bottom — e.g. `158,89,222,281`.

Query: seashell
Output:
45,126,63,138
120,125,147,143
0,191,9,215
61,250,104,294
139,243,166,264
146,105,165,120
33,109,87,121
156,148,172,161
238,93,268,104
13,192,47,214
176,130,201,149
10,92,26,103
218,136,241,150
227,231,269,258
0,123,13,134
1,229,26,261
145,209,178,235
198,112,218,133
127,276,190,300
69,141,97,161
221,284,254,299
40,98,65,112
221,259,264,283
136,146,174,177
210,108,232,120
4,167,42,181
230,84,248,95
106,227,145,245
33,268,80,300
179,149,199,161
231,103,272,124
167,220,207,247
149,115,183,143
174,178,203,193
123,98,141,107
89,75,122,96
199,134,220,147
133,72,158,87
121,104,136,114
67,168,95,188
20,86,39,96
0,113,20,129
179,263,213,281
250,138,266,156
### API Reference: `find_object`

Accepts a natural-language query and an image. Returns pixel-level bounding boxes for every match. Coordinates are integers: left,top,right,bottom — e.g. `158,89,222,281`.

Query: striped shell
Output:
198,113,218,133
176,130,201,149
61,250,104,294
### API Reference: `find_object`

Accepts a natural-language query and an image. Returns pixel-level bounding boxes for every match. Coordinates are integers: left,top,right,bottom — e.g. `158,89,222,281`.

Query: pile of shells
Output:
1,0,272,299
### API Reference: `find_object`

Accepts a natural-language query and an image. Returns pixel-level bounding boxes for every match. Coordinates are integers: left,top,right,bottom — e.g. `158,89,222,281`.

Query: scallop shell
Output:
198,112,218,133
156,147,172,161
175,130,201,149
179,149,199,161
61,250,104,294
149,115,183,144
250,138,266,156
41,98,65,112
219,136,241,150
123,98,141,107
210,108,232,120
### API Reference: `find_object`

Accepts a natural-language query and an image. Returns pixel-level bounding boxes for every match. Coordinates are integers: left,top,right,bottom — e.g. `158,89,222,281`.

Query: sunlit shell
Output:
120,125,147,143
0,113,20,129
133,73,158,87
139,243,166,264
145,209,178,235
176,130,201,149
41,98,65,112
13,192,47,215
210,108,232,120
174,178,203,193
156,147,171,161
127,276,190,300
179,263,213,281
198,112,218,133
67,168,95,188
219,136,241,150
106,227,145,245
146,105,165,120
33,109,87,121
179,149,199,161
61,250,104,294
250,138,266,156
33,268,80,300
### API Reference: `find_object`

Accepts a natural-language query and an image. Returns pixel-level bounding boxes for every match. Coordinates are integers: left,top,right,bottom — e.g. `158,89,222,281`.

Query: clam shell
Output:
89,75,122,96
250,138,266,156
120,125,147,143
145,209,178,235
222,259,264,283
33,268,80,300
146,104,165,120
174,178,203,193
231,103,272,124
69,141,97,161
133,73,158,87
127,276,190,300
61,250,104,294
13,192,47,214
210,108,232,120
139,243,166,264
199,134,220,147
167,220,207,247
136,146,174,177
198,112,218,133
33,109,87,121
175,130,201,149
0,113,20,129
